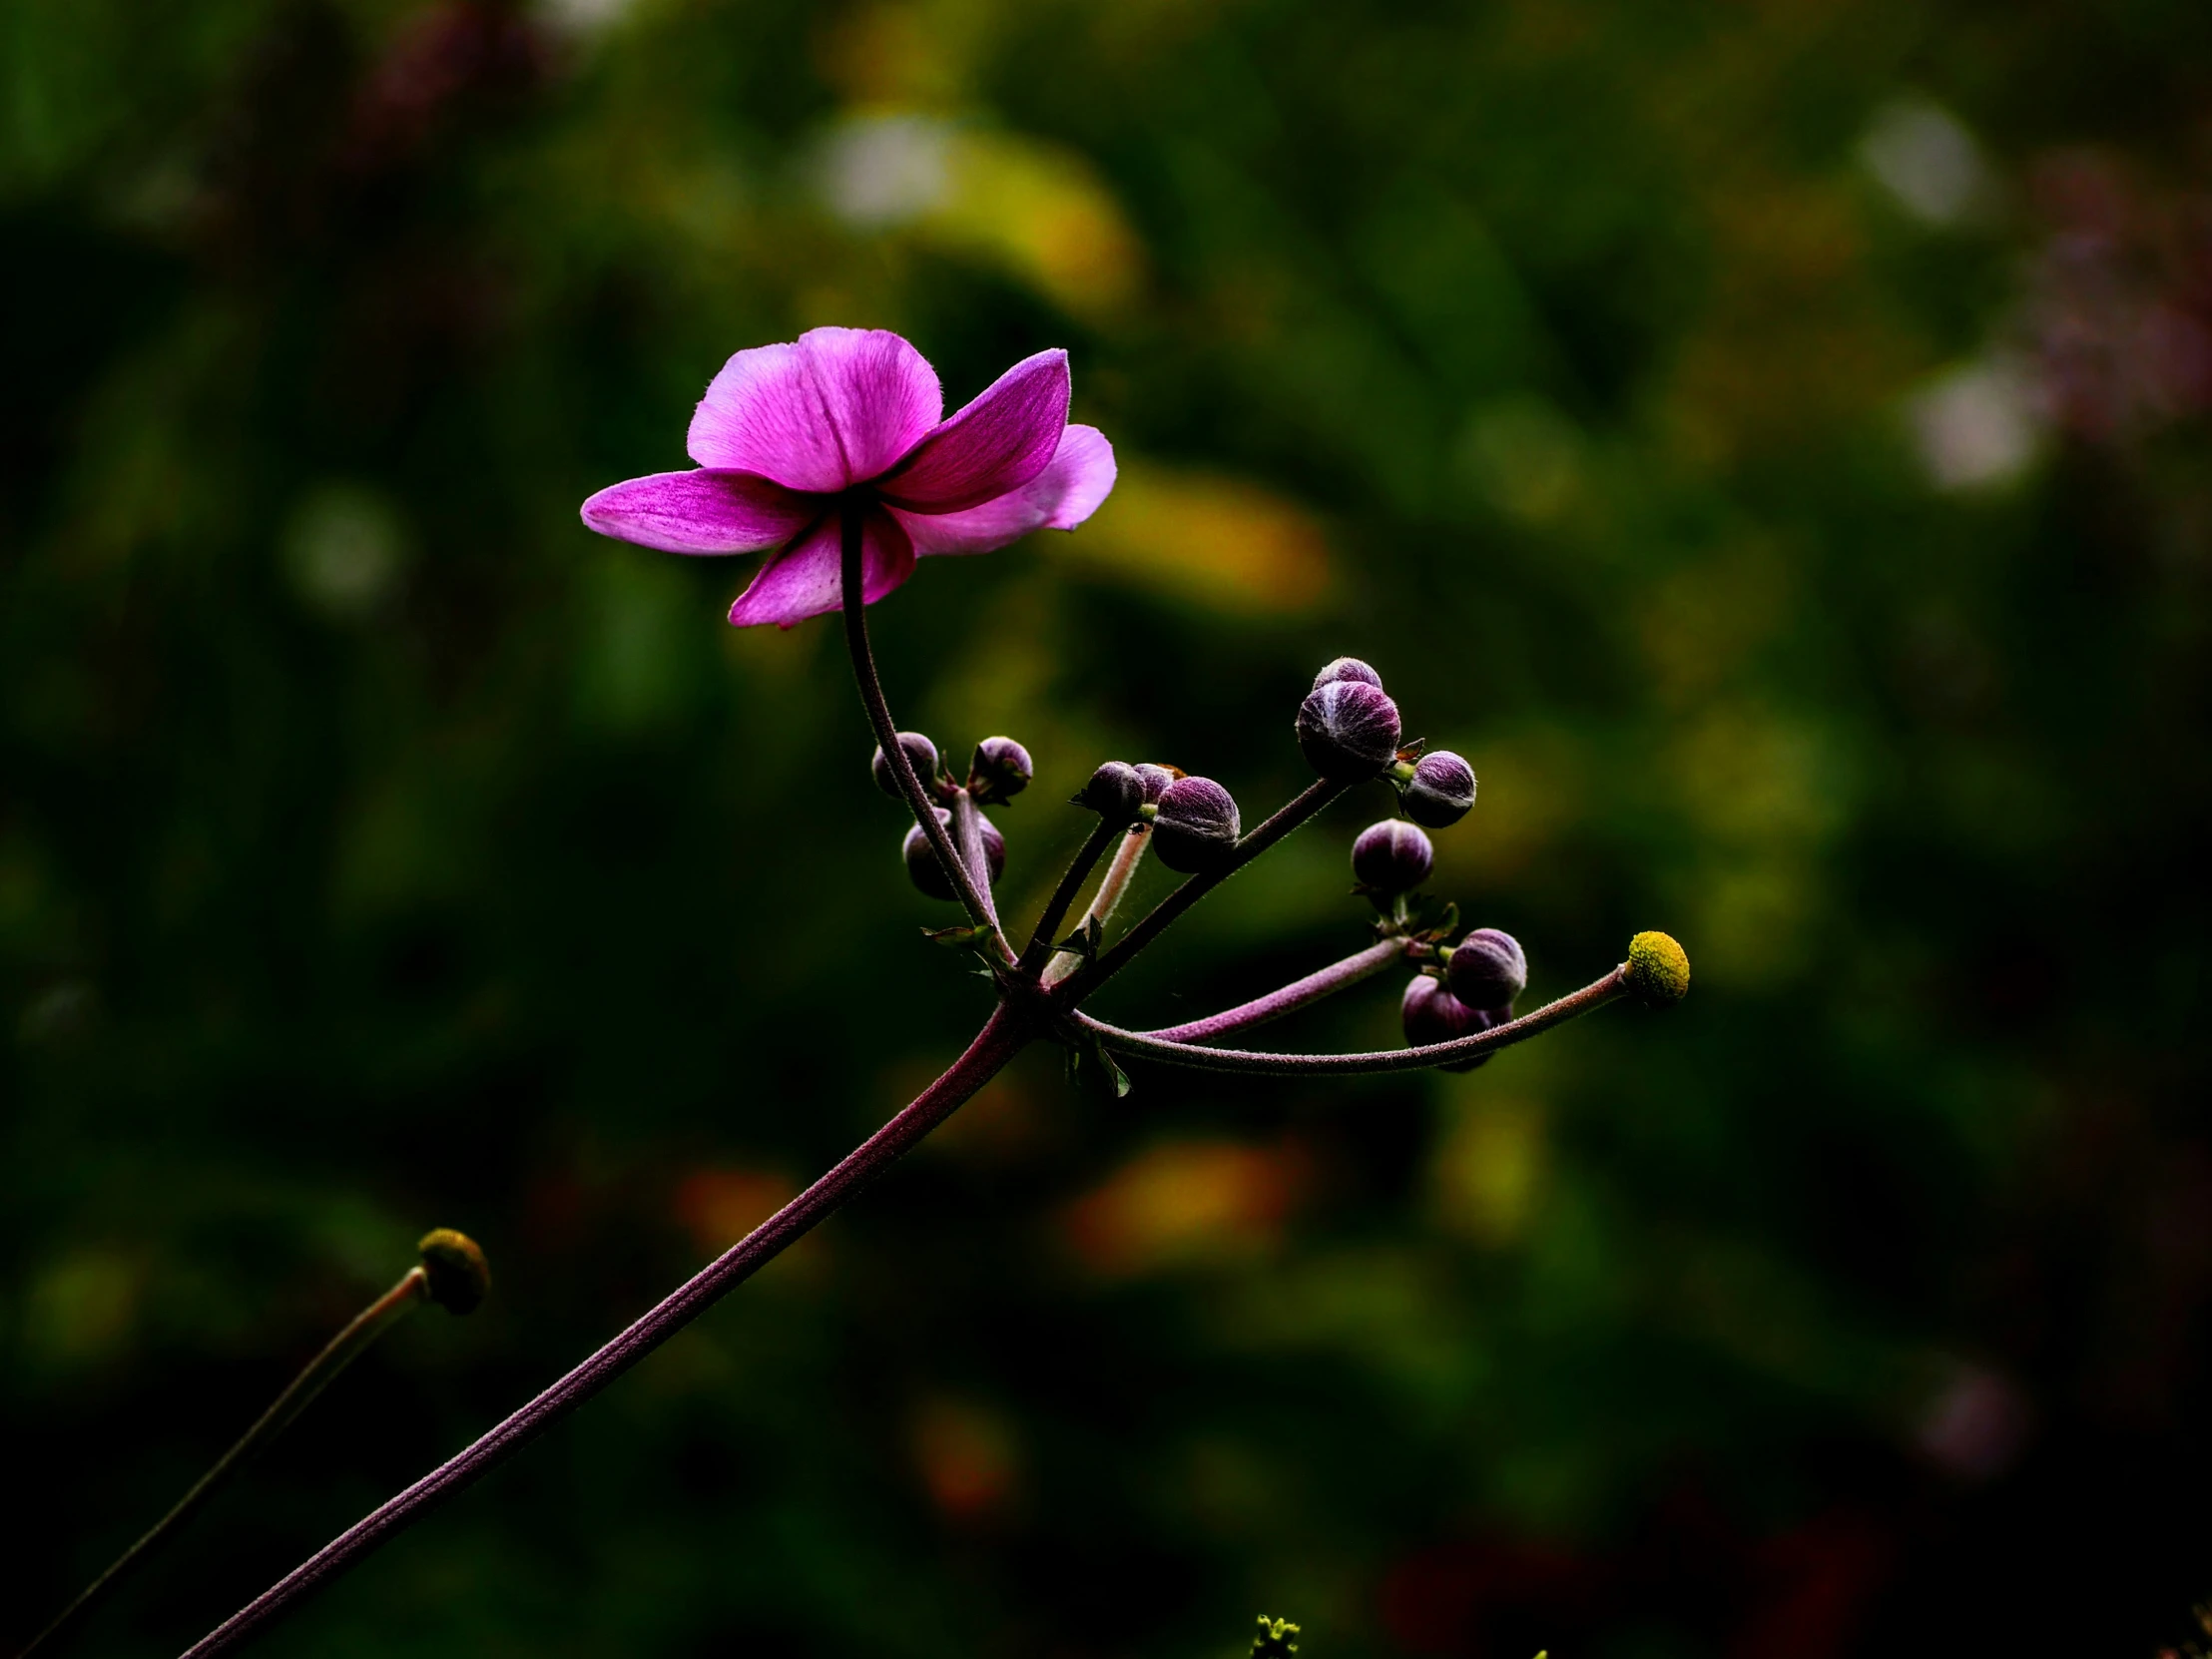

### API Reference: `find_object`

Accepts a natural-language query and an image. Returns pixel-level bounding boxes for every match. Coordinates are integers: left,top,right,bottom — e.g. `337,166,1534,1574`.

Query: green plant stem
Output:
174,1006,1031,1659
18,1267,430,1659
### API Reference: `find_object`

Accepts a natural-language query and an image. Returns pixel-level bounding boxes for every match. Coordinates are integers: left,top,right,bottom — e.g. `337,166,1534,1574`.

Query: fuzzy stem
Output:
1019,819,1120,976
837,496,1005,954
1042,824,1152,987
1141,935,1406,1044
175,1007,1032,1659
1061,780,1345,1003
1080,965,1628,1074
19,1269,430,1659
945,788,1002,935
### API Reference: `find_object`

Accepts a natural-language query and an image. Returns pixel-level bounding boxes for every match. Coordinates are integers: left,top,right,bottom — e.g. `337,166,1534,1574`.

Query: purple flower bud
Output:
1075,761,1147,825
1351,820,1433,892
1134,762,1181,805
967,736,1033,805
1400,975,1498,1072
1149,776,1241,872
1296,680,1402,781
1445,926,1527,1010
902,808,1004,900
1400,751,1475,829
1312,656,1384,691
872,732,940,799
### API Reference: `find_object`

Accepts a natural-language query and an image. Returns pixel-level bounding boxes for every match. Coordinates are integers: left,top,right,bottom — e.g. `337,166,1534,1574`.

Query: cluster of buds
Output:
874,732,1033,899
865,653,1674,1078
1295,659,1520,1070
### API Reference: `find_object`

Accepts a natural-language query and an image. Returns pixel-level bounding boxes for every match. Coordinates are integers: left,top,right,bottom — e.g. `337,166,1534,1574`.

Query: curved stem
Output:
1061,780,1345,1003
1080,965,1627,1075
1142,935,1406,1044
946,788,1002,936
18,1270,430,1659
176,1007,1032,1659
1041,825,1152,987
1019,819,1119,976
837,496,1005,954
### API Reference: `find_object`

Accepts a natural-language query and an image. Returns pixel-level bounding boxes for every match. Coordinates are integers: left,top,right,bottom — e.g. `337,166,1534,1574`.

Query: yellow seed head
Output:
416,1228,491,1316
1624,930,1690,1006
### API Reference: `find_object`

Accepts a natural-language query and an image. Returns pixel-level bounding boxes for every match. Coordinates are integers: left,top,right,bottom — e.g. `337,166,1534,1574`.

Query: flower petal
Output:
726,504,917,629
579,469,818,555
877,348,1070,513
688,327,943,493
891,424,1117,556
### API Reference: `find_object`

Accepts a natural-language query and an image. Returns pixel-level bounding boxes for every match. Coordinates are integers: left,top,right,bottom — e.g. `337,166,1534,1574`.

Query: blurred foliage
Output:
5,1,2212,1657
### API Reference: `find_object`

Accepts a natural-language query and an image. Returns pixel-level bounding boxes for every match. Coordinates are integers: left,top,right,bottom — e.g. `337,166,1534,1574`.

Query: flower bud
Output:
1312,656,1383,691
1400,751,1475,829
1134,762,1181,805
1351,820,1433,892
871,732,939,799
1623,929,1690,1006
902,809,1005,900
1400,975,1497,1072
966,736,1033,805
1075,761,1146,826
1296,680,1402,781
1149,776,1241,872
416,1228,490,1316
1445,926,1527,1010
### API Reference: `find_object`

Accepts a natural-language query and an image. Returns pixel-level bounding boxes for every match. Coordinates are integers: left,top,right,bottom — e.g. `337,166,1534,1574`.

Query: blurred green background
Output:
6,1,2211,1655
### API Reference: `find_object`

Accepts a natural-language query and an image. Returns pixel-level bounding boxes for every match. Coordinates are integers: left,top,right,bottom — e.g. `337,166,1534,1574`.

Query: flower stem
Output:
19,1268,431,1659
1060,780,1346,1003
1041,824,1153,987
946,787,1002,936
837,497,1006,955
1018,819,1120,976
173,1006,1032,1659
1140,935,1406,1043
1079,964,1628,1074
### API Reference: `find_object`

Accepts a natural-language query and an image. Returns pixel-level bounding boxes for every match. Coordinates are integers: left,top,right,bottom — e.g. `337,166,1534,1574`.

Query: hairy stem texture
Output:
1066,779,1346,1001
1019,819,1120,975
1141,936,1406,1043
1081,965,1628,1074
837,498,1004,951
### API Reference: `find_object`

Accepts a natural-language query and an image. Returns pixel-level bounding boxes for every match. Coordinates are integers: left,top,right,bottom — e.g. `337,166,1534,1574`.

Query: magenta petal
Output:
687,327,943,494
726,505,917,629
876,348,1071,513
891,424,1117,556
579,469,818,555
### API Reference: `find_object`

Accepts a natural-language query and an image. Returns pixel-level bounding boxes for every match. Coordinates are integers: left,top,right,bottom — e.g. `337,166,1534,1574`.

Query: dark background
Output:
6,2,2212,1655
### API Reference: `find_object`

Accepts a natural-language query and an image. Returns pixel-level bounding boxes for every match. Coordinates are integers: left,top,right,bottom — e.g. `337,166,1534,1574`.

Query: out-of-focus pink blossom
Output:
580,328,1116,628
2022,153,2212,444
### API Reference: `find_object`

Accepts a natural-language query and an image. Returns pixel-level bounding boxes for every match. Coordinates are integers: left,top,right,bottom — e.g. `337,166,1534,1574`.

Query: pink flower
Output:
580,327,1116,628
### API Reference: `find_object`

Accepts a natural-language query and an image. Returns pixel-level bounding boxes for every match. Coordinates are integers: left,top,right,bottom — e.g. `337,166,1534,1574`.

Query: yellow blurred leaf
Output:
1040,459,1334,615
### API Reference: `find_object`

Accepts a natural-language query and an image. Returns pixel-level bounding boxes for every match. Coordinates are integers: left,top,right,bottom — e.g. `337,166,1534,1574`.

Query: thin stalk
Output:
1018,819,1119,976
176,1006,1032,1659
946,788,1002,935
1141,936,1406,1044
1079,964,1628,1075
1062,779,1345,1003
837,497,1005,954
18,1271,430,1659
1041,825,1152,987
